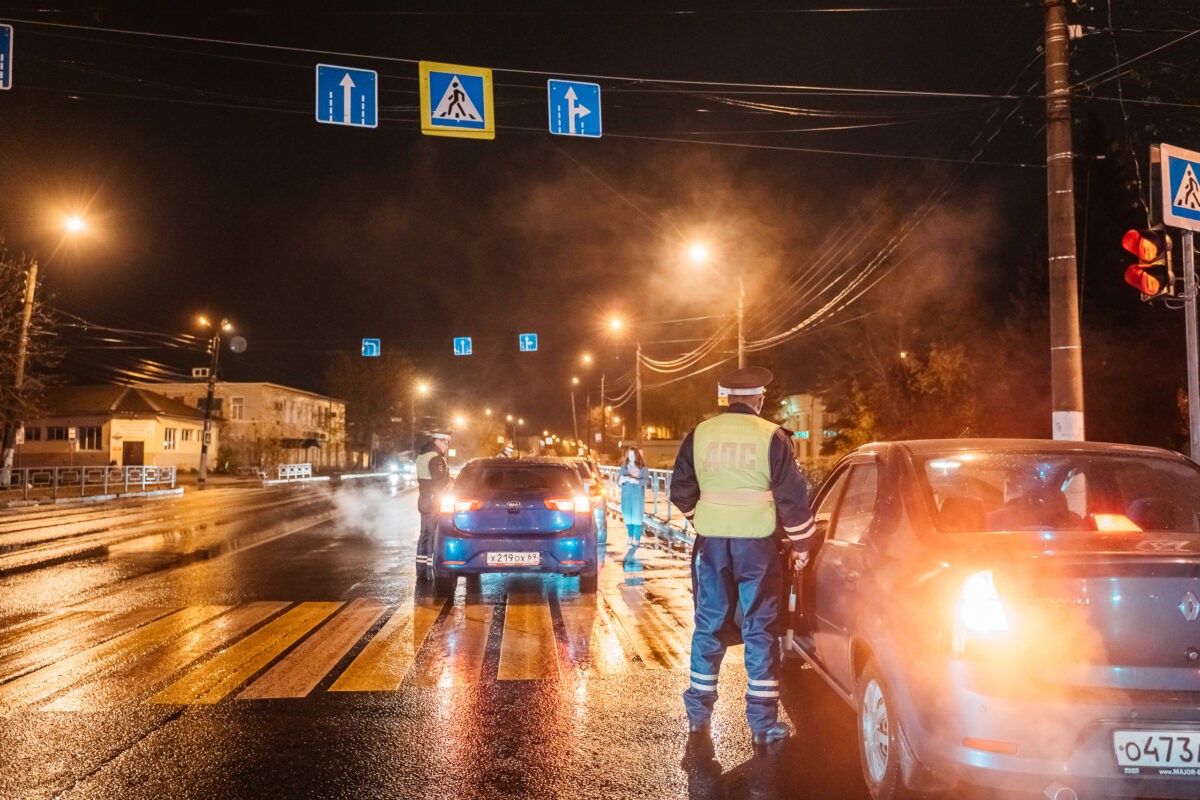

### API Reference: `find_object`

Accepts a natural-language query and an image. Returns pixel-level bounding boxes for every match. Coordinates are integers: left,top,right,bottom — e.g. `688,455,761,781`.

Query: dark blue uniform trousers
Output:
684,535,784,734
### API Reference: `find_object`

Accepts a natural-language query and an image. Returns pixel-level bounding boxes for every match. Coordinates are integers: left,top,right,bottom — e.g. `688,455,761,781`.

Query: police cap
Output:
431,431,452,441
718,366,774,396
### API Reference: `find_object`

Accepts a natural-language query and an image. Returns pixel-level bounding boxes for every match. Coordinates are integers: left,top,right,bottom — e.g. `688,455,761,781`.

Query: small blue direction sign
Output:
519,333,538,352
315,64,378,128
1162,143,1200,233
0,24,12,91
361,338,381,357
453,337,473,356
548,80,601,138
419,61,494,140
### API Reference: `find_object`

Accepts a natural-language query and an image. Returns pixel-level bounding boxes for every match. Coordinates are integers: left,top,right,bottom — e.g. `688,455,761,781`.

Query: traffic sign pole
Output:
1184,231,1200,459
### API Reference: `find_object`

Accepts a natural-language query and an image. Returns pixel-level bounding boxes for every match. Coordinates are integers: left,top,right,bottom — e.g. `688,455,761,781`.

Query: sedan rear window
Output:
456,465,579,494
915,450,1200,533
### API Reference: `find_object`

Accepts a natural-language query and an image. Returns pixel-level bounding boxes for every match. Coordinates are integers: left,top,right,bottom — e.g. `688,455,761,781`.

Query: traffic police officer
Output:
670,366,815,744
415,431,452,577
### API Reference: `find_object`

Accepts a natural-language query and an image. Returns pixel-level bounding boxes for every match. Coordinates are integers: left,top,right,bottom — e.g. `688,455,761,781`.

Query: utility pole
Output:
0,260,38,485
635,341,644,449
737,273,746,369
1044,0,1086,440
197,325,222,486
599,372,606,454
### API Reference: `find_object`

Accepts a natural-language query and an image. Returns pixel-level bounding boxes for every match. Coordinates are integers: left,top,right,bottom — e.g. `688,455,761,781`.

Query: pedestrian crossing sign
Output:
1161,143,1200,232
419,61,494,140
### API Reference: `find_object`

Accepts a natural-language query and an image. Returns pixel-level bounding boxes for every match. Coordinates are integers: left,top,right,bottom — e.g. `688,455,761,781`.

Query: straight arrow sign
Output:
340,73,355,123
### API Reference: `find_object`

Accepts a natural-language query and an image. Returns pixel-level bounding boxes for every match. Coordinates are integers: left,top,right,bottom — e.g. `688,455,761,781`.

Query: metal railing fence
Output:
2,465,177,501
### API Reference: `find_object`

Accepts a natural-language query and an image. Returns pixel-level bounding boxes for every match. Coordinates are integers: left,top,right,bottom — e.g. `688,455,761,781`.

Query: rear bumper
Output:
899,657,1200,798
433,527,598,576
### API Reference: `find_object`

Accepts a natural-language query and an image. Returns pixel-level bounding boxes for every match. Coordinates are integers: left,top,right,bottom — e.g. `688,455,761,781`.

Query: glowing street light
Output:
65,215,86,234
196,315,234,486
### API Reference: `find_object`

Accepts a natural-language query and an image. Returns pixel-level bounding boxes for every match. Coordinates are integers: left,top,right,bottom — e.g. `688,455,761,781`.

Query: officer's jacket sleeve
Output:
430,455,450,490
669,431,700,523
769,429,816,554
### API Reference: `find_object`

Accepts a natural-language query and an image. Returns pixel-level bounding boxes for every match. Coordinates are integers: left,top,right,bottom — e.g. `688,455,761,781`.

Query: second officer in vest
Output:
415,431,452,578
670,366,816,745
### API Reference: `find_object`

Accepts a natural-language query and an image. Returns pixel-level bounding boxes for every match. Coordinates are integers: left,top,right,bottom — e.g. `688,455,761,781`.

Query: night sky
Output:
0,2,1193,438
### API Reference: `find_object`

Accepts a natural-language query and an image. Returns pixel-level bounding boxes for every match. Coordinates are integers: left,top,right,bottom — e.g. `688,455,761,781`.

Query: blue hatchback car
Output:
430,458,600,596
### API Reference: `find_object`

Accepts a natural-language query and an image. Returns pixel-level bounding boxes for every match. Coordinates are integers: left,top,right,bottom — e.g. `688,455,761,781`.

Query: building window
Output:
24,426,42,441
182,429,193,442
79,426,103,451
231,396,244,421
47,427,70,441
164,428,177,451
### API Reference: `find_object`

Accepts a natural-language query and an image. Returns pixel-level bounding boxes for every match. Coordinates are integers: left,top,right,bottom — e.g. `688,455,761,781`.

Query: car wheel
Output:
579,572,598,594
432,570,457,597
855,659,918,800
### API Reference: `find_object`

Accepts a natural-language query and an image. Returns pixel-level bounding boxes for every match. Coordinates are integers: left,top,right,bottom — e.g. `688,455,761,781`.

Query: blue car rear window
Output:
457,465,578,494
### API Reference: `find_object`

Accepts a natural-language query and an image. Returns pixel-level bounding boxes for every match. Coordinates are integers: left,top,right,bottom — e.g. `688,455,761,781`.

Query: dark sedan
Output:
787,439,1200,800
430,458,600,596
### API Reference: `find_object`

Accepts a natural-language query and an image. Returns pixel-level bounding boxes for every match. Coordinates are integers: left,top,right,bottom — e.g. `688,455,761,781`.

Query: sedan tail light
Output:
952,570,1011,656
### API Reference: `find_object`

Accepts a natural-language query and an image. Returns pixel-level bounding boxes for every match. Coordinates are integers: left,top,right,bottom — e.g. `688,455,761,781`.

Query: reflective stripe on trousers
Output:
682,535,783,734
416,511,436,566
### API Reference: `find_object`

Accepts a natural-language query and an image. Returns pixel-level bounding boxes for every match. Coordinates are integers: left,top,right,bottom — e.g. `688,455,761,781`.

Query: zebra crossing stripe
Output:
0,605,229,712
0,607,176,680
606,585,689,669
151,602,342,705
239,599,386,700
411,602,492,688
329,599,445,692
497,593,558,681
44,602,288,712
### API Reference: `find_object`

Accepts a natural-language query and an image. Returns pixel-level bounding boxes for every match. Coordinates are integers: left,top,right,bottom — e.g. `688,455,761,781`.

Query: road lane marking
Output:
44,601,287,711
0,609,106,655
0,605,229,710
411,600,492,688
329,599,444,692
239,599,386,699
150,602,341,705
558,595,629,675
0,607,176,682
497,593,558,681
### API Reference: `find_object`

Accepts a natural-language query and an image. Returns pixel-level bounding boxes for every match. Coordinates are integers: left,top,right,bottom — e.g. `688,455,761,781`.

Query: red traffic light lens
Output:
1122,229,1143,256
1123,229,1169,262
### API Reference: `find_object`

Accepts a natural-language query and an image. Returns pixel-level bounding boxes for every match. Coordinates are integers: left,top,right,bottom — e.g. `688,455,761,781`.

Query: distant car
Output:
430,458,600,596
547,456,609,543
787,439,1200,800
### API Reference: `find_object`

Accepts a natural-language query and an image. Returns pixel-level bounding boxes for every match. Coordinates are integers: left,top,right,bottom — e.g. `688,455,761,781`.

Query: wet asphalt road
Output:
0,481,879,800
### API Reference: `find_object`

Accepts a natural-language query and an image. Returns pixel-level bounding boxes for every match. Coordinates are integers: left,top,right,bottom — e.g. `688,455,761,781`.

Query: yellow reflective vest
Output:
692,412,778,538
415,451,437,481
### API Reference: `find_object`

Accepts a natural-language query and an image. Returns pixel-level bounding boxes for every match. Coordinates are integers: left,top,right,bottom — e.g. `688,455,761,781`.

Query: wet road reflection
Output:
0,481,886,800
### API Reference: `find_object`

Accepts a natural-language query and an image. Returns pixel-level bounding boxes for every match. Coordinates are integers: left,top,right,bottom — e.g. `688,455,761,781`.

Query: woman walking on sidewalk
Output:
617,446,650,548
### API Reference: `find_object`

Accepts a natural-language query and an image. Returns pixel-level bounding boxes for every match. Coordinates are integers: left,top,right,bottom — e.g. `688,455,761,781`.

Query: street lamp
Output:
689,241,745,369
197,315,233,486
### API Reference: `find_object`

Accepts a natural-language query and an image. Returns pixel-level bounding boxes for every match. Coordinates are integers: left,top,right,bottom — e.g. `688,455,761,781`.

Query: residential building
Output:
17,385,210,469
131,380,348,471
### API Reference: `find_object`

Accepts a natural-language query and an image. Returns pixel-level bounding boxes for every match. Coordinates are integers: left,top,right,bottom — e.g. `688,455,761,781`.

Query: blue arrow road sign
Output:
519,333,539,352
0,24,12,91
548,80,601,138
361,338,381,357
453,337,473,356
1162,144,1200,233
315,64,377,128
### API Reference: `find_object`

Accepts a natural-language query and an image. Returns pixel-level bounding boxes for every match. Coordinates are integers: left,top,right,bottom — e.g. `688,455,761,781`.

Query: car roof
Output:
463,457,575,469
858,438,1188,462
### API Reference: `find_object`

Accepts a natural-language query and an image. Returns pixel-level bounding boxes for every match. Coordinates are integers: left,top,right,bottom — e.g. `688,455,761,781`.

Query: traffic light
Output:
1122,228,1174,299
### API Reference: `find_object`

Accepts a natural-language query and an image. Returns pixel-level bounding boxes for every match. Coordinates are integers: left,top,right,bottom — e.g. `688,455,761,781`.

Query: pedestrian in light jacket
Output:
618,446,650,548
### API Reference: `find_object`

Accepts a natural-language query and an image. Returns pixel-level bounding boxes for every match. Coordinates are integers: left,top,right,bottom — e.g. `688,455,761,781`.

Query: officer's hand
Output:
791,551,810,571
